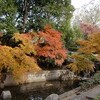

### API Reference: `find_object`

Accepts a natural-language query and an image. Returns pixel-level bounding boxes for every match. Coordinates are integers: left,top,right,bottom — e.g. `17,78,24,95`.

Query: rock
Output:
45,94,59,100
1,90,12,100
45,83,53,87
29,95,34,100
29,95,43,100
60,70,75,81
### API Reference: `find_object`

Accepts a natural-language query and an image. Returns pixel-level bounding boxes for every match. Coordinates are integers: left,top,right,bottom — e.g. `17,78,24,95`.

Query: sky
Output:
71,0,92,9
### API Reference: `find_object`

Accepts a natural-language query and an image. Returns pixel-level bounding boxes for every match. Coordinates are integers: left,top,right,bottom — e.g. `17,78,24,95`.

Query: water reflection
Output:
0,80,79,100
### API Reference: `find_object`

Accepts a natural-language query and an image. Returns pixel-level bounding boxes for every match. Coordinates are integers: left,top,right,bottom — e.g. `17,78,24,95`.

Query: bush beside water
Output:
80,73,100,90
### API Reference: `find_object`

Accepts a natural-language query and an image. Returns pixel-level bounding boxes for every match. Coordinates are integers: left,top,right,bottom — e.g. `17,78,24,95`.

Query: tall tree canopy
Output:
0,0,74,33
0,0,17,33
16,0,74,32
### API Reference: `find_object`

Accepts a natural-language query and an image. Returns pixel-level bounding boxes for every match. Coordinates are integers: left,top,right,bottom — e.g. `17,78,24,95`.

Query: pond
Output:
0,80,79,100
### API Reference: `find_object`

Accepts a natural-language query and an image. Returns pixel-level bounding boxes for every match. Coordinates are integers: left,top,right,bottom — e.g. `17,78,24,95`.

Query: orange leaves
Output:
21,33,32,40
35,25,67,65
0,25,67,80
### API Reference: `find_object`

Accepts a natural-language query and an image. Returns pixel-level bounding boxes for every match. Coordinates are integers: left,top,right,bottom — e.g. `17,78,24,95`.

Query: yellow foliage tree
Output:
77,32,100,61
12,33,36,55
0,33,41,81
67,54,94,74
67,32,100,74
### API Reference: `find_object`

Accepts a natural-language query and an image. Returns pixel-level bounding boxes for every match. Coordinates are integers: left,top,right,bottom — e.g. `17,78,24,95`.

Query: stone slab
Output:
61,85,100,100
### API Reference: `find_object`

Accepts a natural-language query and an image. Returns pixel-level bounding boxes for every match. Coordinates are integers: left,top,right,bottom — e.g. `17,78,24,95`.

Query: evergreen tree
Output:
0,0,17,33
15,0,74,32
0,0,74,49
0,0,74,33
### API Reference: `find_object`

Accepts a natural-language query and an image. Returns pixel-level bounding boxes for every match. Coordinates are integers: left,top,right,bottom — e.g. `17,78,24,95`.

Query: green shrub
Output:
80,79,94,90
87,55,97,62
93,73,100,84
95,95,100,100
80,73,100,90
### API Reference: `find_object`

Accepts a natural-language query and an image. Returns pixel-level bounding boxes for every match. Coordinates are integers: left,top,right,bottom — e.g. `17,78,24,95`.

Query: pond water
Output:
0,80,79,100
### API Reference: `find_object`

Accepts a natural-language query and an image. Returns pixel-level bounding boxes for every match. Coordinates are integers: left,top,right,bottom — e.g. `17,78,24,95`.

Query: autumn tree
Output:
68,29,100,74
66,24,100,74
0,33,41,81
77,32,100,61
32,25,67,67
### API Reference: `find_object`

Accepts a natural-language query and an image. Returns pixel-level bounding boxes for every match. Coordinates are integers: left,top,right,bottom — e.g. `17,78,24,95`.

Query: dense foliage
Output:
67,54,94,74
0,0,99,83
34,25,67,66
67,23,100,74
64,26,83,50
0,0,74,33
0,25,67,80
80,73,100,90
0,0,75,52
0,0,17,33
77,32,100,61
17,0,74,32
0,33,41,80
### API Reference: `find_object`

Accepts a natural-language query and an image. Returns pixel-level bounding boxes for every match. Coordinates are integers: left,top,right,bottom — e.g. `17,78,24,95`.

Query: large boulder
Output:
45,94,60,100
1,90,12,100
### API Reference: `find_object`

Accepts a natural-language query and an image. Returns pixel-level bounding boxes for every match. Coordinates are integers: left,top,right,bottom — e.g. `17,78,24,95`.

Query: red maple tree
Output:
35,25,67,65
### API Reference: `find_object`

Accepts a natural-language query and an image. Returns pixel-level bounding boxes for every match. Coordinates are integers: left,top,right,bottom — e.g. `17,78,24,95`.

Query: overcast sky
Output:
71,0,92,9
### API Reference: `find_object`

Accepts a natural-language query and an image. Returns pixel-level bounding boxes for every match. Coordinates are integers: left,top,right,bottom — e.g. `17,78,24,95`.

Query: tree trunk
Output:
22,0,28,33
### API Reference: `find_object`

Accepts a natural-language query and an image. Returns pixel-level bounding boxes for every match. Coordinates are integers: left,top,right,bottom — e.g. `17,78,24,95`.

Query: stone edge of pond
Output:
59,85,100,100
2,70,75,86
59,86,81,99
